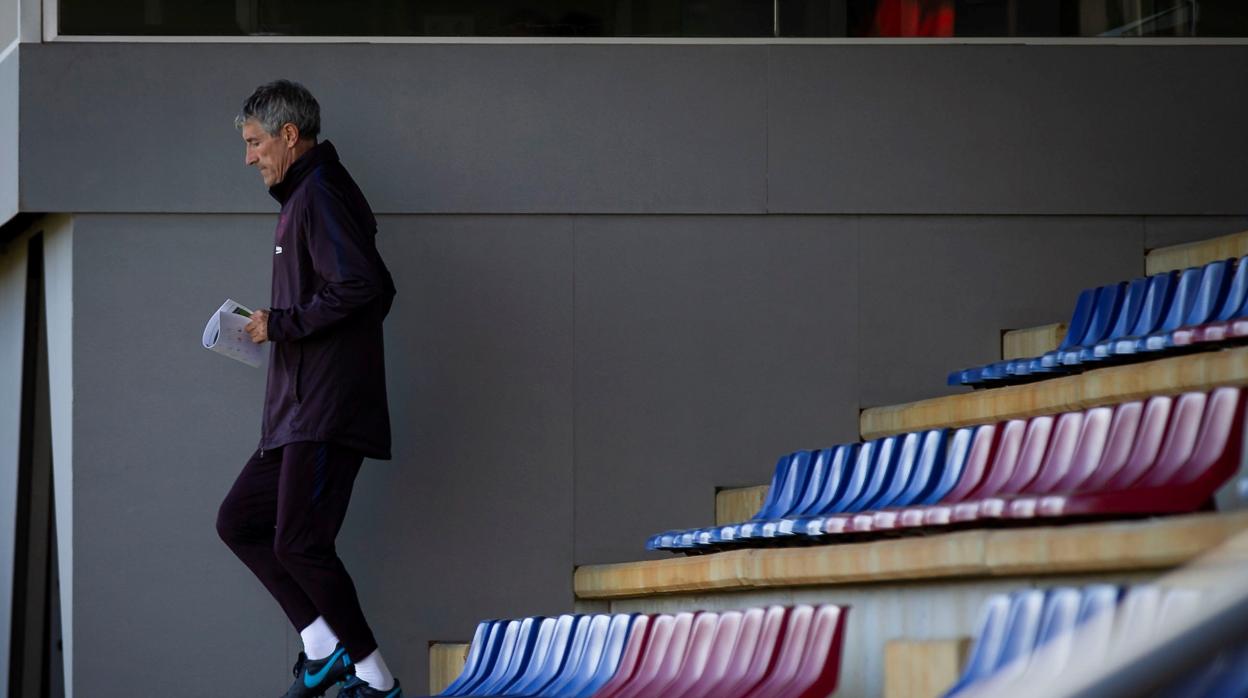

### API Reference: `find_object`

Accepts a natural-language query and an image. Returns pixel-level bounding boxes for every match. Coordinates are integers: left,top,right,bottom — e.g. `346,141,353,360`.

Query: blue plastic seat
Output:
1207,256,1248,323
450,619,518,696
771,444,858,537
942,594,1013,697
870,430,940,509
440,621,495,696
1059,283,1126,366
1091,272,1175,360
473,617,541,696
534,614,612,696
1114,266,1202,357
800,439,881,536
564,613,637,698
758,447,836,538
839,435,903,513
503,615,580,696
1079,277,1149,364
497,617,558,695
717,450,816,546
1031,287,1099,374
1156,258,1234,350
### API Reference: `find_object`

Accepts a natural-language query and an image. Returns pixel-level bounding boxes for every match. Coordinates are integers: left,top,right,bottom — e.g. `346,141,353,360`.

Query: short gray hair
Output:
234,79,321,140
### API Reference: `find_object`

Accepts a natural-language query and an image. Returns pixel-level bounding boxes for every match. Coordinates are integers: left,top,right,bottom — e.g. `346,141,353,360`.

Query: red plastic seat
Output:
1007,402,1139,518
666,611,744,698
704,605,788,698
766,605,848,698
953,412,1066,521
906,418,1027,528
610,612,695,698
1039,388,1243,517
737,605,814,698
638,611,719,697
671,608,760,698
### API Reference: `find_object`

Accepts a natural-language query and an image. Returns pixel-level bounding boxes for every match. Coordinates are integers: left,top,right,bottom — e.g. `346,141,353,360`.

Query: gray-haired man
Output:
216,79,402,698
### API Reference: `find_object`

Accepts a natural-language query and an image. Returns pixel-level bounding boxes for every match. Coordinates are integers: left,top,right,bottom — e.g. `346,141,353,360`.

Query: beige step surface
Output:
1002,323,1067,360
428,642,470,695
1147,229,1248,276
716,485,769,526
574,511,1248,600
884,639,971,698
860,346,1248,440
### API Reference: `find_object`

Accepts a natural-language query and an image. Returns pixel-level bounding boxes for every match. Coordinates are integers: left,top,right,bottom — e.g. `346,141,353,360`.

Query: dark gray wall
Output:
16,43,1248,216
68,210,1165,697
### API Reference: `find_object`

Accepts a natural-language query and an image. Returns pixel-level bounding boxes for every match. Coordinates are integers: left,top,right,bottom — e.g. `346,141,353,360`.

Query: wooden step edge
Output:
1146,229,1248,276
1002,323,1067,361
429,642,471,695
572,511,1248,600
884,639,972,698
716,485,770,526
860,346,1248,441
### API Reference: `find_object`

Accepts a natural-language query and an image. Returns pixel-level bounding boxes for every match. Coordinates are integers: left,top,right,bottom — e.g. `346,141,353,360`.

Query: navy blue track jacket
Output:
260,140,396,460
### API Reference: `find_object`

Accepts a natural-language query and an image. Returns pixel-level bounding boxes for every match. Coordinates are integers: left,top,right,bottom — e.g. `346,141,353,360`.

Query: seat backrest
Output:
939,424,1000,503
990,591,1047,682
537,615,612,697
788,448,835,517
965,419,1029,499
584,615,651,698
1127,271,1177,337
802,444,857,516
647,612,719,696
787,605,849,698
1077,283,1126,347
439,621,492,696
871,431,925,510
531,615,596,696
1221,256,1248,321
1038,406,1112,494
749,454,795,522
943,595,1012,696
1184,259,1233,326
1065,402,1142,493
996,414,1058,494
565,614,636,698
477,616,540,695
757,452,812,520
845,435,904,512
716,606,788,697
918,427,973,505
1026,409,1108,495
603,614,674,698
1156,266,1204,333
1145,387,1242,488
1102,277,1149,343
1063,584,1120,670
828,441,878,514
467,619,522,695
1112,586,1163,647
1132,391,1208,489
1015,588,1083,684
893,429,950,506
689,608,760,698
739,605,814,698
1100,395,1175,491
452,620,508,696
665,611,743,698
1058,288,1098,351
499,617,558,695
509,614,580,696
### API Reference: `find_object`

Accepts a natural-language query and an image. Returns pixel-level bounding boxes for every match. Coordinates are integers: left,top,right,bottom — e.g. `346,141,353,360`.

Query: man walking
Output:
216,79,402,698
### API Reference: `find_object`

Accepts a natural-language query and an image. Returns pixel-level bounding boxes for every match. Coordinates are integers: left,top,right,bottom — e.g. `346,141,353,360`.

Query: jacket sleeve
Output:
267,179,383,342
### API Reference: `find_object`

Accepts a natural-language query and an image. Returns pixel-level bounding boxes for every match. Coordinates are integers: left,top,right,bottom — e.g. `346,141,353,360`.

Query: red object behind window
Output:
872,0,955,37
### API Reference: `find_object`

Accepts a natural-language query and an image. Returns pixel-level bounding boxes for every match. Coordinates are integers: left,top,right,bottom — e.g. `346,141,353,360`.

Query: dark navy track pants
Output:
216,442,378,662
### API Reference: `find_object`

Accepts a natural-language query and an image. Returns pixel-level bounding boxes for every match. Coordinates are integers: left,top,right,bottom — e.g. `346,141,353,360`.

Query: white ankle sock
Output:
353,650,395,691
299,616,340,660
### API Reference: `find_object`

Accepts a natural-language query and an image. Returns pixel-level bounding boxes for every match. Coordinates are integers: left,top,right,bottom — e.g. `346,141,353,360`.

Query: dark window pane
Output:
59,0,776,37
778,1,1248,37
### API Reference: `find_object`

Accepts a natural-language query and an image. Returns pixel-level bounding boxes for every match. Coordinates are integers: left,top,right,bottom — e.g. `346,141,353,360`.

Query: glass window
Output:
57,0,1248,37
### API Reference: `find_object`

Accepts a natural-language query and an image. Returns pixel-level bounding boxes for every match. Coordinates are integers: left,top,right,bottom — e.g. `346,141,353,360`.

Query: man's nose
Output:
245,151,258,166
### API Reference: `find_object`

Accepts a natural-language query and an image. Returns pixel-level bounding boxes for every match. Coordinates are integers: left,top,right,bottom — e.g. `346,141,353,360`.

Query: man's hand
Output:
245,309,271,344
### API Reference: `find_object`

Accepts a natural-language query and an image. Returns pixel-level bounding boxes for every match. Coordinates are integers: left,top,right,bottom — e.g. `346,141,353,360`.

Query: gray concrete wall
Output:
1,44,17,226
0,229,28,695
66,210,1164,696
16,43,1248,216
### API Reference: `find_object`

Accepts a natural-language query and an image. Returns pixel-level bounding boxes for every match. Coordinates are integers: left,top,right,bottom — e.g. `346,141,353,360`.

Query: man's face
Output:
242,120,293,188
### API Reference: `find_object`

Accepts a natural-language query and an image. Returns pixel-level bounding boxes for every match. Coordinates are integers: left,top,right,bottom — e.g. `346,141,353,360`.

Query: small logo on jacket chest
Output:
275,245,284,255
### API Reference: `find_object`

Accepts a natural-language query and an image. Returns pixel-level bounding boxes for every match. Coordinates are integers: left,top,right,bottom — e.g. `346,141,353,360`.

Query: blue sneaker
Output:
339,676,403,698
281,644,352,697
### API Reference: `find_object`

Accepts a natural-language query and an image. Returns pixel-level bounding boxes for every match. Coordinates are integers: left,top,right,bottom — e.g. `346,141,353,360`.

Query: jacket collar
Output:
268,140,338,205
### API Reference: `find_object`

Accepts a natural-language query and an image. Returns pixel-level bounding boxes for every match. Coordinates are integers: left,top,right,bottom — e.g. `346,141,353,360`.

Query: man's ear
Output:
281,123,301,148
